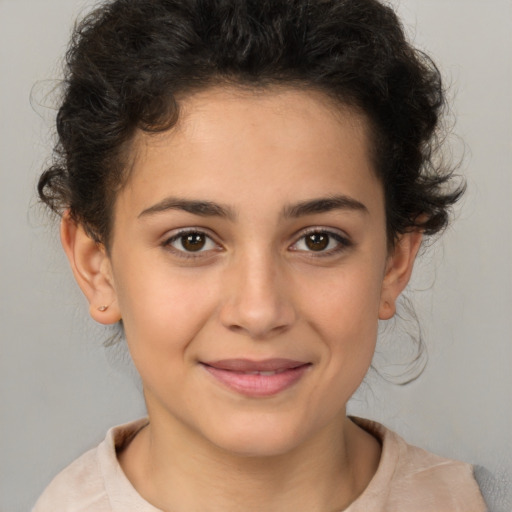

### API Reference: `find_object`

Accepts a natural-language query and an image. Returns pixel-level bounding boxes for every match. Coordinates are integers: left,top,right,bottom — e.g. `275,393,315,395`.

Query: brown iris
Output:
305,233,329,251
181,233,206,251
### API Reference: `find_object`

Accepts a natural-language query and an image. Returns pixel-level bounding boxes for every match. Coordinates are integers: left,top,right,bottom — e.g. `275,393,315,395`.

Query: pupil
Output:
306,233,329,251
182,233,205,251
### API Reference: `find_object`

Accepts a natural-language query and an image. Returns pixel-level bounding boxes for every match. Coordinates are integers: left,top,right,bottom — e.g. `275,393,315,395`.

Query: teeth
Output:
241,370,282,376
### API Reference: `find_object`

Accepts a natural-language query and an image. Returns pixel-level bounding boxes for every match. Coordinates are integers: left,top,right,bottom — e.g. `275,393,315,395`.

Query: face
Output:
77,87,416,457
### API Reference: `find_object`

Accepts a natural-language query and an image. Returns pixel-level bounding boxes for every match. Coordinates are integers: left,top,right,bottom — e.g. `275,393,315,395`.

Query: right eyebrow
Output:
138,197,236,221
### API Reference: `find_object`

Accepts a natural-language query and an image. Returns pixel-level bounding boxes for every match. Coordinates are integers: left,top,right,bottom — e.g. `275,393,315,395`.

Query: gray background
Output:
0,0,510,511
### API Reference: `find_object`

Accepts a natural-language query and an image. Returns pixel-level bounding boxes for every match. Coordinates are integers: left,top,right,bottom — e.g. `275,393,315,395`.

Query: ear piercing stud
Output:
97,305,109,312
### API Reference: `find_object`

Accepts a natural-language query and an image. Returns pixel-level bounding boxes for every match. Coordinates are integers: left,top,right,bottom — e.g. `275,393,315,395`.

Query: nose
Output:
219,251,297,340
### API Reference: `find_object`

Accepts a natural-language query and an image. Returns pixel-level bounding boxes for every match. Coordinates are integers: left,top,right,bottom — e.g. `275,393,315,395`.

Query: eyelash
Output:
290,228,352,257
162,229,220,259
162,228,352,259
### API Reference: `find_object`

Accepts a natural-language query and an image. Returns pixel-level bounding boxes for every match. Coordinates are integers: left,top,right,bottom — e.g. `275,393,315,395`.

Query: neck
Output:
119,411,381,512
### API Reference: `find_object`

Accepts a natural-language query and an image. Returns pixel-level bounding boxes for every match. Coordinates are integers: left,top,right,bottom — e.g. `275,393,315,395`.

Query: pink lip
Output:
201,359,311,397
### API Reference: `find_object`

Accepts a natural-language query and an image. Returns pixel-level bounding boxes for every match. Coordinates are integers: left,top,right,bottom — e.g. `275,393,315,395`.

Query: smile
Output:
201,359,311,397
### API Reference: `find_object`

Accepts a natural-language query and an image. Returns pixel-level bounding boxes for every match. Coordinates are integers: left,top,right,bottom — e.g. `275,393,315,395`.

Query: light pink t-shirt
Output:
33,417,487,511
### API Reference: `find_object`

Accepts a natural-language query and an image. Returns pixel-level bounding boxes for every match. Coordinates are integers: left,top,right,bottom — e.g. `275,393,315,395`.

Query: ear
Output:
60,212,121,325
379,230,423,320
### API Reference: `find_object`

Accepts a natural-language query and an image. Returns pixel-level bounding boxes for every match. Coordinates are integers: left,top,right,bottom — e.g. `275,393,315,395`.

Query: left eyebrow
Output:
138,197,236,220
281,195,369,218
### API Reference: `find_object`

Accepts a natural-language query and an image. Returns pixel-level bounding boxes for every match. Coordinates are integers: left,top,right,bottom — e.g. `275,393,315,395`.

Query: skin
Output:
61,87,422,511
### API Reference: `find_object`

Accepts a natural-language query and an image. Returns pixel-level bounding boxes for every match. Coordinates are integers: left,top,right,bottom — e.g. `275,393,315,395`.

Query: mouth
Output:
200,359,311,397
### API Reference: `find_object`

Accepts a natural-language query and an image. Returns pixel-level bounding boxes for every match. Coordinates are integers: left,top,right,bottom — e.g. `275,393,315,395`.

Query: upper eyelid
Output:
161,230,222,260
289,228,352,253
163,227,218,242
291,226,351,242
162,228,221,250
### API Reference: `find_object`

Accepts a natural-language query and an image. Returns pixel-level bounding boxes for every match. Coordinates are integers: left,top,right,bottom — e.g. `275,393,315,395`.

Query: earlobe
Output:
379,230,423,320
60,212,121,325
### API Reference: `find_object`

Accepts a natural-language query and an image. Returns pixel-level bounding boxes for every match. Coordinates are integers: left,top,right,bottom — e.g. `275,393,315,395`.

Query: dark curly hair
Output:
38,0,463,249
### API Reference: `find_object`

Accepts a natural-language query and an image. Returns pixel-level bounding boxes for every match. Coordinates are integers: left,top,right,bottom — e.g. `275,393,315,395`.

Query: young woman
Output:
33,0,487,510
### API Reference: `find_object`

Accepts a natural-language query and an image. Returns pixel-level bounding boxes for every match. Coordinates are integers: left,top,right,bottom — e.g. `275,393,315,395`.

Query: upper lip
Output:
202,359,309,372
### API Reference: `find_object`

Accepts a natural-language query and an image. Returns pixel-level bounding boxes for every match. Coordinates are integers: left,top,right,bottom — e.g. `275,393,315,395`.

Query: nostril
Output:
223,314,294,340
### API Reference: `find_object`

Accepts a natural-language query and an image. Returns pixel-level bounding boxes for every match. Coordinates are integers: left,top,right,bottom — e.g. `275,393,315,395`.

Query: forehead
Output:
119,86,383,220
168,86,371,162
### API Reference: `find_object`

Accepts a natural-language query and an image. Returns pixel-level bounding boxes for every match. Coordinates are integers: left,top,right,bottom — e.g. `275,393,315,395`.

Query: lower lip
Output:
201,364,310,397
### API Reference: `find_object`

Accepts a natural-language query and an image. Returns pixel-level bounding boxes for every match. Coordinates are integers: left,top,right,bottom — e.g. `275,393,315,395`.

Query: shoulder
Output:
32,444,108,511
348,418,488,512
388,429,486,509
32,418,151,512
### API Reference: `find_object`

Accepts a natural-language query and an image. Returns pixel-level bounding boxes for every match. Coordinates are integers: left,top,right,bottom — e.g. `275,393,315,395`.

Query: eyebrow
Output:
281,195,368,218
138,197,236,220
138,194,368,221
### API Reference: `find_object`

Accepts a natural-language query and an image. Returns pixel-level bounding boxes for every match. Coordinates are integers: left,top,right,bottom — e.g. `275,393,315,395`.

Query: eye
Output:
291,230,351,255
164,230,218,255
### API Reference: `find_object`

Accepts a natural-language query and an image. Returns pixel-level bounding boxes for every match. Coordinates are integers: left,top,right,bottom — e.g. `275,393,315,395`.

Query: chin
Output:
216,433,302,458
202,414,315,458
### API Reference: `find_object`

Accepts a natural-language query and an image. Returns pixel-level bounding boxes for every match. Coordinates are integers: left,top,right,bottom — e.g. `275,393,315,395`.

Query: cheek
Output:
112,260,218,359
298,262,383,383
299,261,384,334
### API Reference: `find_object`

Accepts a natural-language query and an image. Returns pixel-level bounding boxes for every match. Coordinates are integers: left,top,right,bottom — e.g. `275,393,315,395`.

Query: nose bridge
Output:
219,245,296,338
